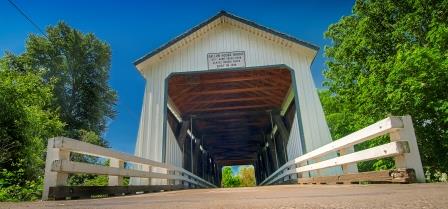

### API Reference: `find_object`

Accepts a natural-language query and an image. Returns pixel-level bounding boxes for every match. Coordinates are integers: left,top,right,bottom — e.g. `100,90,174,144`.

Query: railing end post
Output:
42,138,70,200
390,115,425,183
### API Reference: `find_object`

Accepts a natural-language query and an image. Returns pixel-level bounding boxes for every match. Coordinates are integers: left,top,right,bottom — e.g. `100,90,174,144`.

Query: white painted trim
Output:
261,116,424,185
266,141,409,184
42,136,216,200
51,160,202,187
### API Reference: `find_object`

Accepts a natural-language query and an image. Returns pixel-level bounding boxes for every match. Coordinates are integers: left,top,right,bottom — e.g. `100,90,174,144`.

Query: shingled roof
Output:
134,10,319,66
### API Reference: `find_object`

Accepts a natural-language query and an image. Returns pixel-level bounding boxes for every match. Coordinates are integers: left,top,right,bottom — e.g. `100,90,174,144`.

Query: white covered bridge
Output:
42,11,425,200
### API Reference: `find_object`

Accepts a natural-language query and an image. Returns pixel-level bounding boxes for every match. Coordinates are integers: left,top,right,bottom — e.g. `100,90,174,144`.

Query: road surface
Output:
2,183,448,209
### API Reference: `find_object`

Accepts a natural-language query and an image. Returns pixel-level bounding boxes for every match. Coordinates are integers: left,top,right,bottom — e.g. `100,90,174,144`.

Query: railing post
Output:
174,170,181,185
283,166,289,183
108,158,124,186
167,170,175,185
300,161,310,178
181,172,186,188
42,138,70,200
339,147,358,174
314,157,322,177
142,164,152,185
389,115,425,182
289,164,298,181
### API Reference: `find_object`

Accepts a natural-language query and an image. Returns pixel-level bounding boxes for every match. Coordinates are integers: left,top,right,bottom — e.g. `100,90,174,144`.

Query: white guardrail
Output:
260,115,425,185
42,137,216,200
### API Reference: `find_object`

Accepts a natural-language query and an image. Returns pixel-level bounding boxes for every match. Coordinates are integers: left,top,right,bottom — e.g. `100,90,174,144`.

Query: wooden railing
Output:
42,137,216,200
260,115,425,185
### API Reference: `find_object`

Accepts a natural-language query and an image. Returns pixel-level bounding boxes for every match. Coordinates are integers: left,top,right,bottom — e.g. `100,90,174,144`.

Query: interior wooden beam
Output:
183,86,286,96
187,104,274,114
184,96,270,105
168,71,288,86
273,110,290,143
216,159,255,166
188,110,269,119
199,123,265,130
200,129,262,136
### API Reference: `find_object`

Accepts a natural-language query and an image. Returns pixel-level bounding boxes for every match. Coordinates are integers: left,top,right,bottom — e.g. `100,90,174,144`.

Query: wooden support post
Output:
262,148,271,176
299,161,310,178
218,164,223,186
339,147,358,174
43,138,70,200
259,153,266,180
215,163,219,186
201,152,206,179
193,139,201,175
177,120,190,151
181,172,188,187
272,111,289,165
270,135,280,170
168,170,175,185
183,137,192,172
267,135,278,173
313,157,322,177
141,164,152,185
108,158,124,186
389,115,425,182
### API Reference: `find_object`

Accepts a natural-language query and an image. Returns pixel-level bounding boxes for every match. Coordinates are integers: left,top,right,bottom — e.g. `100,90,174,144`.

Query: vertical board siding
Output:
133,22,340,185
166,122,183,168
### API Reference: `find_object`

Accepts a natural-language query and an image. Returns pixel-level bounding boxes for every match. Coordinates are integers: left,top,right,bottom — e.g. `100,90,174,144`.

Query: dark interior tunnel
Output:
165,66,297,186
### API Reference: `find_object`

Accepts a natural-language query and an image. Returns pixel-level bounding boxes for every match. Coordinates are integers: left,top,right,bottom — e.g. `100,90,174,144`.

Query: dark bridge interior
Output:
166,66,296,186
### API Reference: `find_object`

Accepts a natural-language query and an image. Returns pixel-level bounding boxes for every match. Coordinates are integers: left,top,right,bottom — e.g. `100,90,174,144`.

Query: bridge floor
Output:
3,183,448,209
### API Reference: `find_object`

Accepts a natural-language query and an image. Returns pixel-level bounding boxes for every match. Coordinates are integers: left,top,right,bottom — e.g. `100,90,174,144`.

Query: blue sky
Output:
0,0,354,154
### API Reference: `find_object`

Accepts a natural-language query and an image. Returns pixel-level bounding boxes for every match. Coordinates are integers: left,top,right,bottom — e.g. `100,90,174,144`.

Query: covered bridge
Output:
131,11,341,185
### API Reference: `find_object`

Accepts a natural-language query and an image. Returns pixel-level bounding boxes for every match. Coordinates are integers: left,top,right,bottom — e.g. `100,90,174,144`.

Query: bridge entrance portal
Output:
165,65,298,186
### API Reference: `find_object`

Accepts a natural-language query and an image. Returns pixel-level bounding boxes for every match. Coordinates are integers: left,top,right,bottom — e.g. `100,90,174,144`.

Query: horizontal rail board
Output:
261,117,404,185
51,160,206,188
266,141,409,184
296,169,416,185
50,137,216,188
52,137,169,169
48,185,185,199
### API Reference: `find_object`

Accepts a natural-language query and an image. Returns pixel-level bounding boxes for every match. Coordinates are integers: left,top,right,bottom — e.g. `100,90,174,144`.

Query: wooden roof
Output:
168,67,292,164
134,11,318,72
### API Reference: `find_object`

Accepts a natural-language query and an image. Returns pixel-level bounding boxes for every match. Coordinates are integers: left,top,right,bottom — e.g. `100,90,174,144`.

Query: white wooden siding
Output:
166,123,183,168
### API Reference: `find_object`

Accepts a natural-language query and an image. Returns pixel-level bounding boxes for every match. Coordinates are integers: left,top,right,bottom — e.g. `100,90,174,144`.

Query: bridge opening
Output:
221,165,256,187
165,65,297,186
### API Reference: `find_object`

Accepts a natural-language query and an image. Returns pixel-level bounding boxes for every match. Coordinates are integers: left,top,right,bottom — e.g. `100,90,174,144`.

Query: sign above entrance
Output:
207,51,246,70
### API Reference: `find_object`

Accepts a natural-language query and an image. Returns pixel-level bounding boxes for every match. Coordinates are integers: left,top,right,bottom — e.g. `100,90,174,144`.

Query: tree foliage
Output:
239,166,256,187
0,22,117,201
221,167,241,188
322,0,448,176
23,22,117,141
0,59,64,201
221,166,256,188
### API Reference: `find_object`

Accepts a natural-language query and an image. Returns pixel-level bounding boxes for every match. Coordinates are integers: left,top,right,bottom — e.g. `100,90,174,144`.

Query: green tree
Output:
238,166,256,187
0,22,118,201
23,22,117,143
323,0,448,176
0,58,64,201
221,167,241,188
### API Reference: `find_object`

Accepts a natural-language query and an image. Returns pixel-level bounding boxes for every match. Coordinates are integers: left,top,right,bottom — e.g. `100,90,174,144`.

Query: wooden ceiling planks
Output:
167,67,291,166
